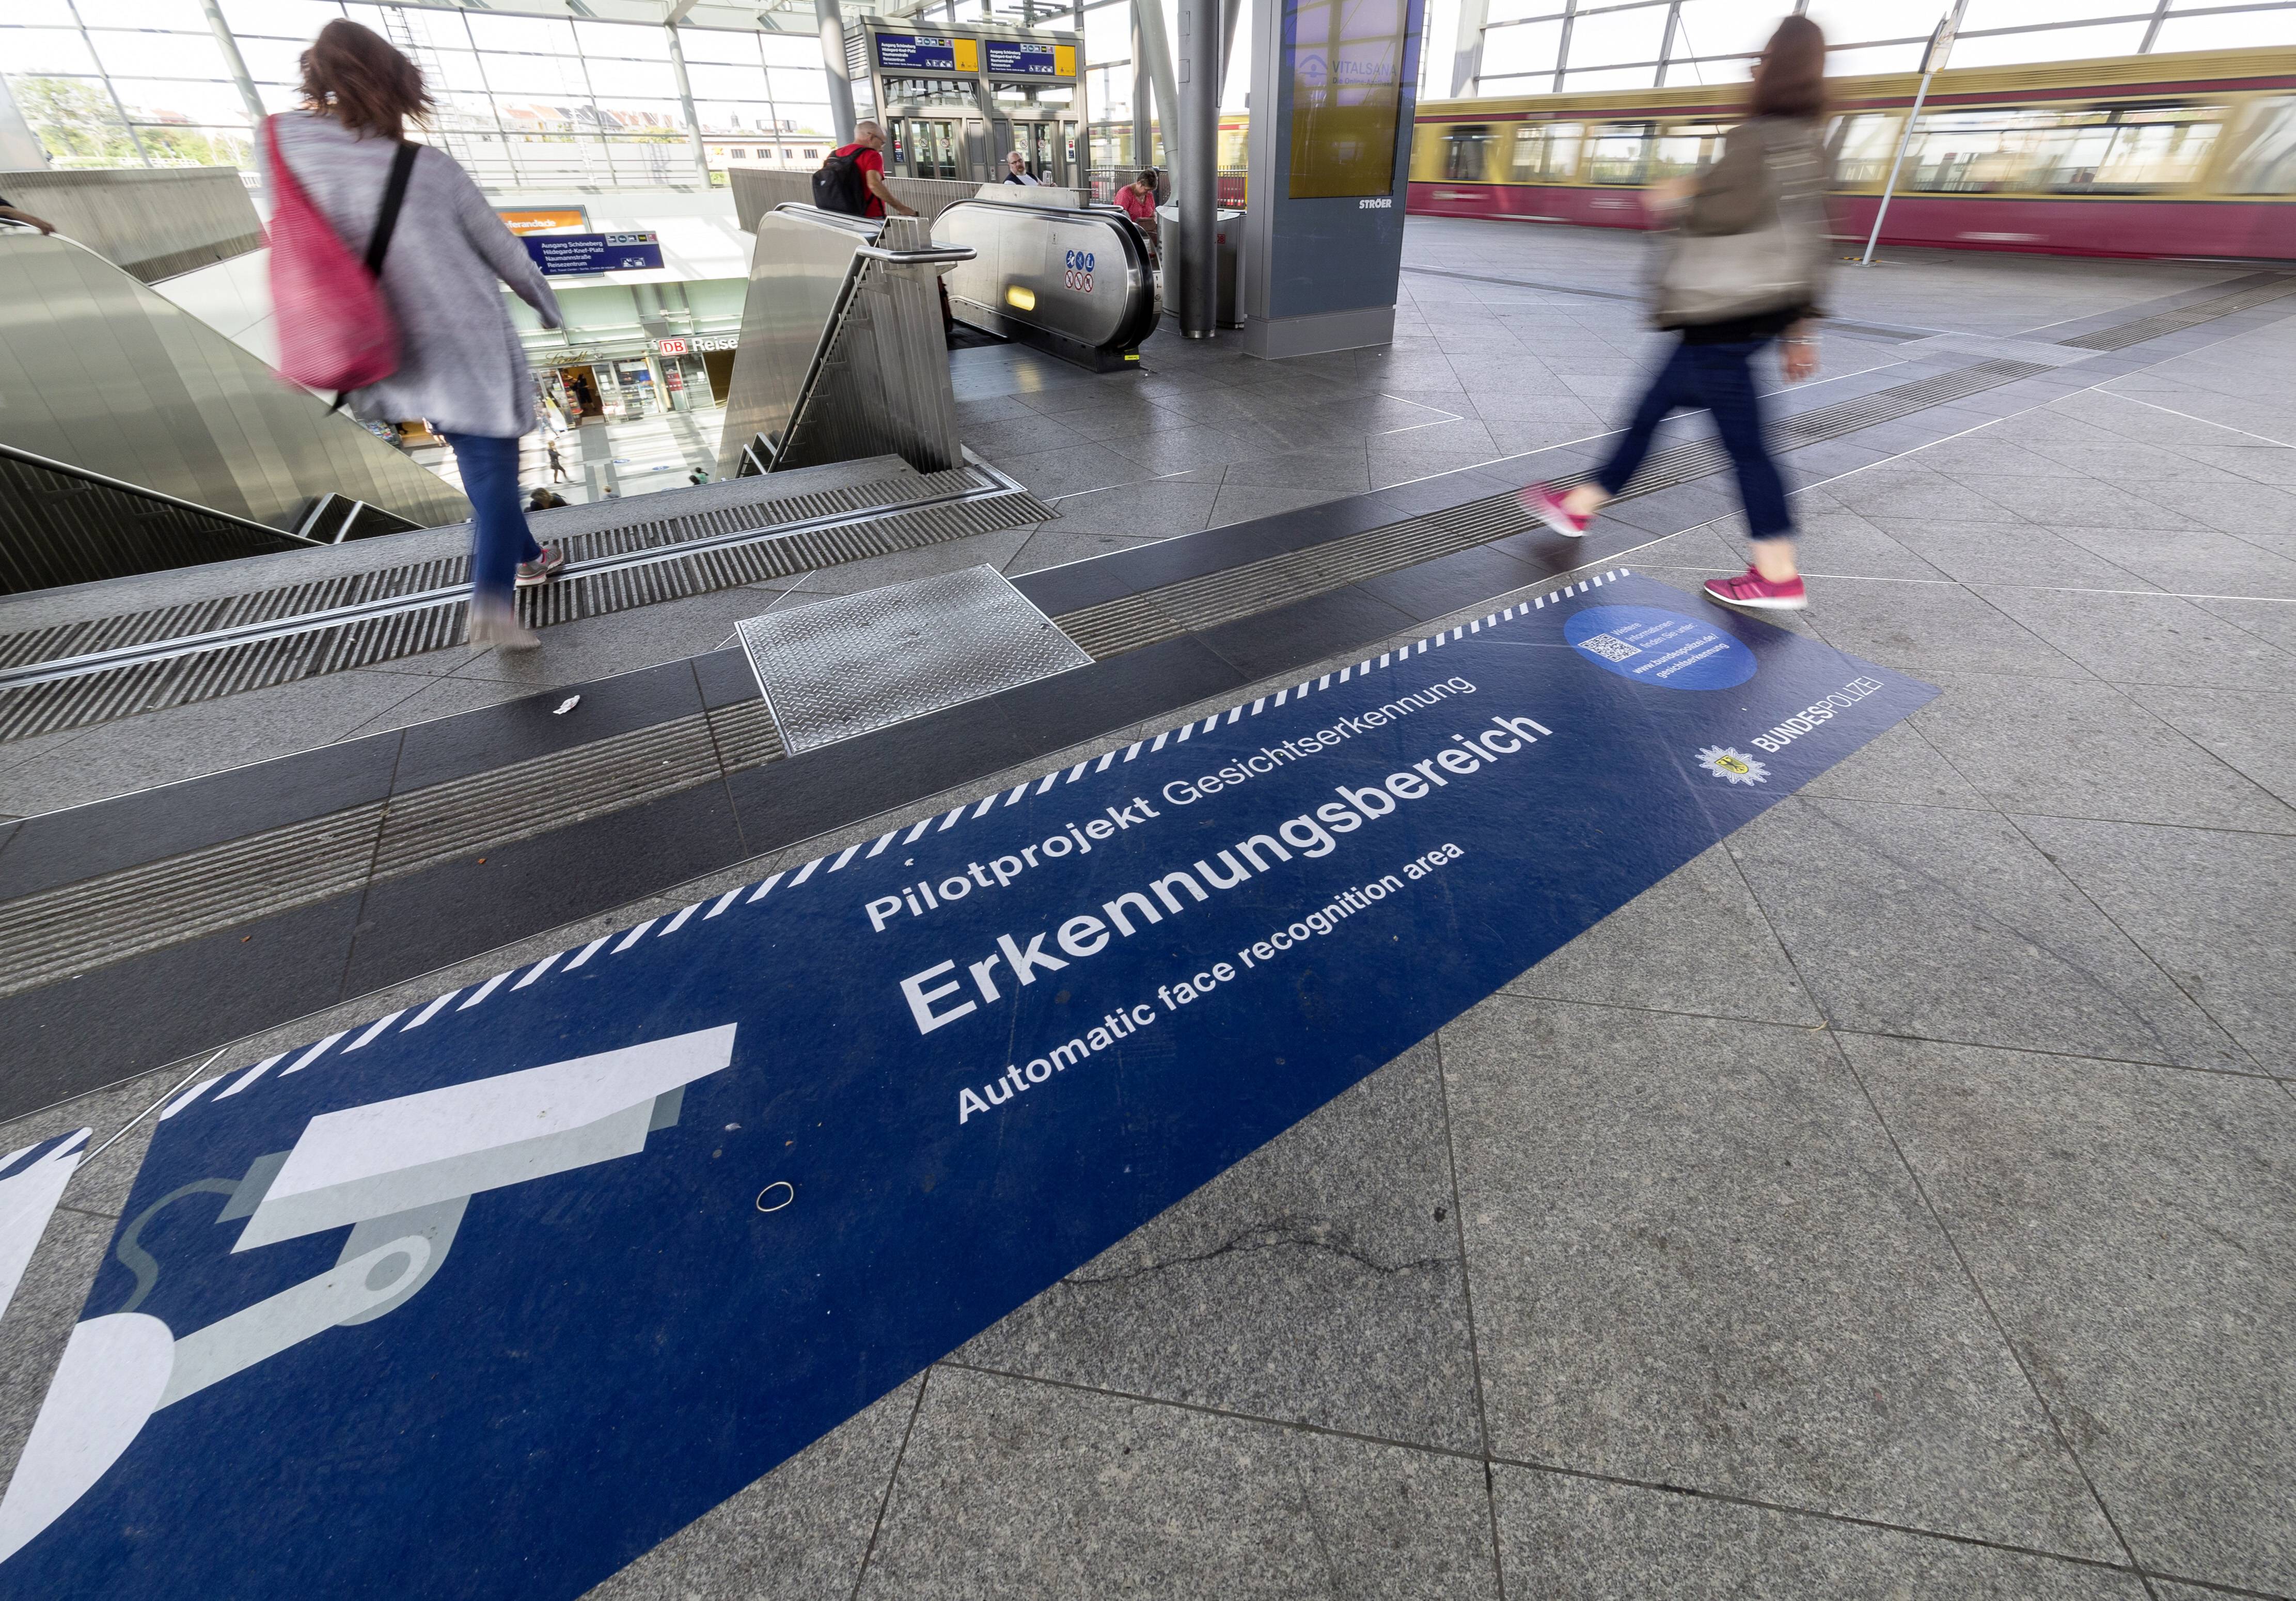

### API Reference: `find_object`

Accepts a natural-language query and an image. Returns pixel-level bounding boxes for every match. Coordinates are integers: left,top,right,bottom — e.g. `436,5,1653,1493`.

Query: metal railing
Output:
0,442,315,595
717,205,973,479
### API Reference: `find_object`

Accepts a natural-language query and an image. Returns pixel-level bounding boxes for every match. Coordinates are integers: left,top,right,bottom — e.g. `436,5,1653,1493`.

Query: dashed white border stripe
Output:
171,571,1630,1120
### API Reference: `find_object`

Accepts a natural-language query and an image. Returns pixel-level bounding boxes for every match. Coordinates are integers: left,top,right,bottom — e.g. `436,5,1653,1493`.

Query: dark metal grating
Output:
2058,278,2296,351
0,470,1050,743
1056,358,2052,660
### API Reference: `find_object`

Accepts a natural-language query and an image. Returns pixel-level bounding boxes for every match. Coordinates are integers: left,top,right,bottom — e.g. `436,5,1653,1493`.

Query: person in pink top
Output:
1115,169,1160,262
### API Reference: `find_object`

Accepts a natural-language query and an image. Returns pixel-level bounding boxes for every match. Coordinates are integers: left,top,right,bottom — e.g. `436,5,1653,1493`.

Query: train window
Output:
1902,108,2056,193
1444,126,1496,182
1650,122,1731,180
1584,123,1654,185
2039,106,2221,194
1830,113,1904,188
1508,122,1582,183
2224,97,2296,194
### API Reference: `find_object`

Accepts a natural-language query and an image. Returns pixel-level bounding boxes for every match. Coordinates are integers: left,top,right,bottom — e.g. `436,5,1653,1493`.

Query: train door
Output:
910,118,963,179
1013,121,1057,184
1061,119,1080,186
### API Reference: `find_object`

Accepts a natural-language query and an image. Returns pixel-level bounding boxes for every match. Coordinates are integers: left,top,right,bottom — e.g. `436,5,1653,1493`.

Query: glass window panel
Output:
237,36,316,85
9,74,133,165
1650,120,1730,178
767,67,830,104
693,100,778,132
1508,119,1581,180
1564,65,1660,91
86,28,230,81
1669,0,1782,61
2152,13,2296,51
1803,0,1942,42
759,35,820,70
575,21,672,60
675,28,763,65
221,0,347,38
2223,97,2296,195
1584,120,1652,183
110,77,258,125
1562,5,1668,69
1441,123,1496,179
593,97,686,132
687,61,770,100
2037,106,2221,193
1961,0,2118,27
1821,42,1924,76
1942,21,2148,69
2,29,101,76
1084,3,1131,60
1660,54,1754,88
1479,19,1562,80
585,57,679,99
70,0,196,25
1904,106,2058,192
133,123,255,164
3,1,86,24
477,53,589,96
416,50,490,96
462,14,575,53
1484,0,1563,24
1829,110,1903,185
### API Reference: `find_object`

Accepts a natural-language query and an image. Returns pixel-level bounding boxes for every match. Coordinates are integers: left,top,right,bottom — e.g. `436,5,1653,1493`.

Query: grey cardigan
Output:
262,112,560,438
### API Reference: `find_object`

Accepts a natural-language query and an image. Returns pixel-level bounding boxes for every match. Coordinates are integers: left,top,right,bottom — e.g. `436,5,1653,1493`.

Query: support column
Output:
664,25,714,187
1174,0,1218,338
817,0,858,146
1132,0,1182,182
197,0,268,189
1130,10,1155,172
1449,0,1489,97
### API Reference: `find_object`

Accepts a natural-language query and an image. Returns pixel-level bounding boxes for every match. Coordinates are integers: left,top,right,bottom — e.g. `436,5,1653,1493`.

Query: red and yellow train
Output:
1406,47,2296,260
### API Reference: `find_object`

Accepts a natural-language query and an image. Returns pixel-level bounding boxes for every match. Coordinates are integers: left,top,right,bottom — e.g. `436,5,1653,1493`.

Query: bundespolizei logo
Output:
1695,746,1769,785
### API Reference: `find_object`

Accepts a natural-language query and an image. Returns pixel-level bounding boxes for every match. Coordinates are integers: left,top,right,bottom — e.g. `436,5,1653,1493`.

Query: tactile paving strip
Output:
738,566,1091,754
2058,276,2296,351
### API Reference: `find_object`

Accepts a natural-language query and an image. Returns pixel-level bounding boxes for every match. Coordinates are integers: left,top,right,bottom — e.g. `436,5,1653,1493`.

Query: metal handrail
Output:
0,439,318,546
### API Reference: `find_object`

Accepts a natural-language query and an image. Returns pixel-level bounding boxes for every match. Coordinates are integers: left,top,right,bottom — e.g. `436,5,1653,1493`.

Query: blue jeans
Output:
444,432,543,607
1593,337,1793,542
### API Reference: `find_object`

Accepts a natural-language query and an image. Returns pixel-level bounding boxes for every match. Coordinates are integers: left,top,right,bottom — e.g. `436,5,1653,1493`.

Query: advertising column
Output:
1239,0,1426,358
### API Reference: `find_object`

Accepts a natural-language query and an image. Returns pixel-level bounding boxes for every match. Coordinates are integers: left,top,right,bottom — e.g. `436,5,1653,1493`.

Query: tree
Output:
10,76,137,166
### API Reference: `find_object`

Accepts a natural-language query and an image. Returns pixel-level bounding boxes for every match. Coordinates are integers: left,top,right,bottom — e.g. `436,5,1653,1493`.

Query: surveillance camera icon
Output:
0,1023,737,1566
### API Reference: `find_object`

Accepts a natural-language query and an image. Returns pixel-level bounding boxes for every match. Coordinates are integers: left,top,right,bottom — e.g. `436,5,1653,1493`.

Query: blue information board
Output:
874,32,959,71
986,39,1060,75
522,231,664,276
0,572,1933,1599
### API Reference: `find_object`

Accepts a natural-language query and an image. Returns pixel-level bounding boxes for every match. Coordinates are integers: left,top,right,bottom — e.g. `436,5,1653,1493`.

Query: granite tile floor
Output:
3,221,2292,1598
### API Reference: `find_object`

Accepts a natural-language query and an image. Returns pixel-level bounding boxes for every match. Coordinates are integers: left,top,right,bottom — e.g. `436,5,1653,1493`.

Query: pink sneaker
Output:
1704,567,1807,610
1520,483,1591,538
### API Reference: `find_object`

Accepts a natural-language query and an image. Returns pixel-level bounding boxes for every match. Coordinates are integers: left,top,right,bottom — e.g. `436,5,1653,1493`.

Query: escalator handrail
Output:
0,438,320,547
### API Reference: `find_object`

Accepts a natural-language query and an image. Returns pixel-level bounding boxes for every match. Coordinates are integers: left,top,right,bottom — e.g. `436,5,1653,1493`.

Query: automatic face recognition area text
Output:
0,573,1935,1601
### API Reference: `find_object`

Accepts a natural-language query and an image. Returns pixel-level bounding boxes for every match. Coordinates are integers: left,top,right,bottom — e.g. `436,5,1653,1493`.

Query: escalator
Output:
0,226,466,593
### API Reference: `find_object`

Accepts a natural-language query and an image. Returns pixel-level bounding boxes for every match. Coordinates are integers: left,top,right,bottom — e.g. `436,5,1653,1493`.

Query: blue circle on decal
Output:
1564,605,1756,690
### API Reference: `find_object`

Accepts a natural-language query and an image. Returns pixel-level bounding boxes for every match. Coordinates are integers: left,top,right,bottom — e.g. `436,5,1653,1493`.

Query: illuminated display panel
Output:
1287,0,1409,199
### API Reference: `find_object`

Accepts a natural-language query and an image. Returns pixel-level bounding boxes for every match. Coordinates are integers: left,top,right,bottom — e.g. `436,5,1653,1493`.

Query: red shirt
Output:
836,142,887,217
1116,185,1157,227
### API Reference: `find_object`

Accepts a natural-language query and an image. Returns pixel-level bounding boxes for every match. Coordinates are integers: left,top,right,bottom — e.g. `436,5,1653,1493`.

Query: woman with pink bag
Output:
263,20,567,649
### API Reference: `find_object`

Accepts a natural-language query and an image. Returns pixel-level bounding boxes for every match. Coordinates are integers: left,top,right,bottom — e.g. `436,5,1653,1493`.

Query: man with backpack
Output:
814,121,916,220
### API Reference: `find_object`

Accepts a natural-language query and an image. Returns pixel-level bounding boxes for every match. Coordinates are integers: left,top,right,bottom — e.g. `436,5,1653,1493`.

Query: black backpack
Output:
812,146,868,214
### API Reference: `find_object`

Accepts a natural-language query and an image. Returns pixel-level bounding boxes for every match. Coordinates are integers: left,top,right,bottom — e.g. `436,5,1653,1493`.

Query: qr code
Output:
1578,632,1642,663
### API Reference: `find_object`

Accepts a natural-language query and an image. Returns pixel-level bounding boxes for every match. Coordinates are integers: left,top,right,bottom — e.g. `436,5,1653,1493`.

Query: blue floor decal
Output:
0,570,1935,1598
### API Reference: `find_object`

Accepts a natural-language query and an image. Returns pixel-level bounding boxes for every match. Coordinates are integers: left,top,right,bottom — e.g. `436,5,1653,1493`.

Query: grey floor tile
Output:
862,1366,1499,1599
2167,443,2296,487
966,411,1098,458
339,672,536,736
1491,1469,2146,1600
2050,527,2296,600
1001,526,1161,578
451,584,814,685
0,668,427,818
0,1058,198,1219
787,529,1036,599
1045,478,1222,538
1623,524,1745,572
955,1043,1480,1451
1796,719,1992,811
2011,815,2296,1073
1218,446,1375,493
1822,468,2027,525
2196,594,2296,654
996,441,1151,499
1108,422,1287,476
1209,484,1353,528
1974,589,2292,689
1502,844,1822,1025
2116,470,2296,543
582,1377,921,1601
1912,672,2296,832
2119,683,2296,808
1848,1035,2296,1594
1941,474,2200,532
1789,511,1952,583
1729,797,2247,1068
1865,519,2159,593
1442,997,2120,1558
1790,580,2094,681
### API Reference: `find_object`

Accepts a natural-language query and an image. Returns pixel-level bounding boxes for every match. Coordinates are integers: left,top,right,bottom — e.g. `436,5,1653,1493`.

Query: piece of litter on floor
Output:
553,695,581,715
